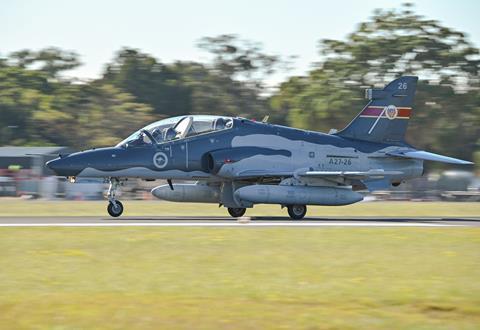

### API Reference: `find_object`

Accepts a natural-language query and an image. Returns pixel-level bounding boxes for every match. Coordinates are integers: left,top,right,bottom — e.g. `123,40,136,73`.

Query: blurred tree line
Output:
0,4,478,162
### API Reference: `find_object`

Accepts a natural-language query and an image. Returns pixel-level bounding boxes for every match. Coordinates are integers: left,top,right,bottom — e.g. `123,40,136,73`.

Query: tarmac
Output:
0,216,479,227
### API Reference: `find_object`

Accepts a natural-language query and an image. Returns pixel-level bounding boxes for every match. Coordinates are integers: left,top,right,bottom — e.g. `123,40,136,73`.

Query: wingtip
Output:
387,150,474,165
452,159,474,165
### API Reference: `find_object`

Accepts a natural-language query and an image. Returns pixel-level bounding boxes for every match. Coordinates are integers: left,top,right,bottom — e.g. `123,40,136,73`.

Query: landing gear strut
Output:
228,207,246,218
287,204,307,220
107,178,123,217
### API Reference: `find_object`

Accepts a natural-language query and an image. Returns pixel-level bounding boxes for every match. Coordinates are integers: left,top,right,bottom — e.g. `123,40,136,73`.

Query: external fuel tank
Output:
152,183,220,203
234,185,363,206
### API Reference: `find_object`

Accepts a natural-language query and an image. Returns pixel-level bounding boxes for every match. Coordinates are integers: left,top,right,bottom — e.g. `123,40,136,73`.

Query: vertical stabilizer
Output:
335,76,418,144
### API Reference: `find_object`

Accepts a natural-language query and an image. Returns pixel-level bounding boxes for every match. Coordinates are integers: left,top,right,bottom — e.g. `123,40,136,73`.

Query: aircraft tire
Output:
227,207,246,218
287,204,307,220
107,201,124,217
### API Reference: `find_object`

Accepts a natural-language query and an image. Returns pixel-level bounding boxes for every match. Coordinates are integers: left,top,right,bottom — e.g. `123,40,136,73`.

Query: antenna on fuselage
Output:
328,128,338,134
261,115,269,123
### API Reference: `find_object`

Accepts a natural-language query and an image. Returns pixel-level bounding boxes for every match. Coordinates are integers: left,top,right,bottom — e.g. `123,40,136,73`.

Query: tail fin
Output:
335,76,418,144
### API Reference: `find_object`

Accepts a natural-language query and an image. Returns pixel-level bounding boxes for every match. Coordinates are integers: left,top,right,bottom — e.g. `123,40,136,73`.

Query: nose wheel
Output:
287,204,307,220
106,178,124,217
107,201,124,217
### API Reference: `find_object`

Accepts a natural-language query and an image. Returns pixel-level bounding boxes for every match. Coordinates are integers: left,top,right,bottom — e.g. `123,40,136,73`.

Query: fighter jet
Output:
46,76,473,219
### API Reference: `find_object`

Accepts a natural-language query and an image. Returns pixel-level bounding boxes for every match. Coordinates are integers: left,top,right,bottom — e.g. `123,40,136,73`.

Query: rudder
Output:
335,76,418,144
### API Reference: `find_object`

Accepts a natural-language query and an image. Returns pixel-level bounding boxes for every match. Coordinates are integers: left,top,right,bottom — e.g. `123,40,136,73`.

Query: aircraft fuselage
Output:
47,118,423,183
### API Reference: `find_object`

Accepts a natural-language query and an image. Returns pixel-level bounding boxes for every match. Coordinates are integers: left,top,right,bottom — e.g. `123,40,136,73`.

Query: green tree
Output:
173,61,269,119
0,50,153,148
32,83,153,149
9,48,81,78
101,48,190,117
102,46,272,120
198,34,283,91
0,64,52,145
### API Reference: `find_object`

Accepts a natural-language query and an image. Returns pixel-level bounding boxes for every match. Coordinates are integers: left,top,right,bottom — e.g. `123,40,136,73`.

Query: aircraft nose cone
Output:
46,158,61,173
45,156,73,176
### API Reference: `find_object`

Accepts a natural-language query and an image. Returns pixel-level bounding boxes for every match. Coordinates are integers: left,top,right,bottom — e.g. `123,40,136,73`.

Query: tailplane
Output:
386,149,473,165
335,76,418,144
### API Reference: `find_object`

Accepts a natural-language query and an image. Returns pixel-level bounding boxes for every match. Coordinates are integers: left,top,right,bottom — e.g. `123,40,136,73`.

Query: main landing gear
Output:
226,205,307,220
287,204,307,220
107,178,123,217
227,207,246,218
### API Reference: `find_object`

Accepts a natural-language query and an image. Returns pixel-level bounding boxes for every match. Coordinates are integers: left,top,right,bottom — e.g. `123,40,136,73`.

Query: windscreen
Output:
117,115,233,147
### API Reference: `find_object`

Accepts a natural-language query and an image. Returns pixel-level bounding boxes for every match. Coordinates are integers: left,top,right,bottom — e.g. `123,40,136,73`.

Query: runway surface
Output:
0,216,479,227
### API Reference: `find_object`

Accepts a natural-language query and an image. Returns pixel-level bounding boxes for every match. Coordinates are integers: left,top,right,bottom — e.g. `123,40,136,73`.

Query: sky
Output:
2,0,480,84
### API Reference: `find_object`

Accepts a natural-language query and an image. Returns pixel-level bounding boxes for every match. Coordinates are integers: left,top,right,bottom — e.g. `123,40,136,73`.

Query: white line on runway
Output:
0,222,457,227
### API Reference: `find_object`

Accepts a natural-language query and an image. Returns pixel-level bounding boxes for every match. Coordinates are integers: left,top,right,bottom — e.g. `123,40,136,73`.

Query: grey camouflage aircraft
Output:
46,76,473,219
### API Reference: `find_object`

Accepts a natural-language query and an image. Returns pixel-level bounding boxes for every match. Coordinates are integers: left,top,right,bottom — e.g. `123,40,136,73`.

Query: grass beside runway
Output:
0,200,479,217
0,227,479,329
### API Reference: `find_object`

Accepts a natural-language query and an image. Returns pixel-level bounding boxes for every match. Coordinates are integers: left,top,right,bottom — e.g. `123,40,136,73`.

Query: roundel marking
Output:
153,152,168,169
385,104,398,120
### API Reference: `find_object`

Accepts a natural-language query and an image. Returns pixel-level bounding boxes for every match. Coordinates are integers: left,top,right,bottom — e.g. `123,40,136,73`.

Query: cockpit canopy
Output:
117,115,233,148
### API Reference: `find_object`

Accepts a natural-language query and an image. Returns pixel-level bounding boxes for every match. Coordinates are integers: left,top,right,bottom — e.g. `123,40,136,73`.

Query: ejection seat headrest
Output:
214,118,226,130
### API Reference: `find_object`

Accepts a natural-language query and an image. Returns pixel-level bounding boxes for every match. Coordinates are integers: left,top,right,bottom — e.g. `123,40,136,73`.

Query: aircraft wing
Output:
386,150,473,165
299,169,403,179
234,169,402,180
234,170,293,179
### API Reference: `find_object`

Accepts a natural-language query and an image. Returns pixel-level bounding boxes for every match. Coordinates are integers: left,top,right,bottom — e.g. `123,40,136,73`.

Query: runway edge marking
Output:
0,222,459,227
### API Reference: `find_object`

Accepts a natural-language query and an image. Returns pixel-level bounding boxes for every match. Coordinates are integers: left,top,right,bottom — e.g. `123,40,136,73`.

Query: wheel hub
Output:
293,205,304,215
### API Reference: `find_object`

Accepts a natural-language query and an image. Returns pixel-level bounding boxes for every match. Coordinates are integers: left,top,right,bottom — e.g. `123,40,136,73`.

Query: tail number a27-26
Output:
329,157,352,166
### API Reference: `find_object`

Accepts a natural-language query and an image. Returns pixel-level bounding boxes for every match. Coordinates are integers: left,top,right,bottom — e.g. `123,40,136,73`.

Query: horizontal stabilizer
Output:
387,150,473,165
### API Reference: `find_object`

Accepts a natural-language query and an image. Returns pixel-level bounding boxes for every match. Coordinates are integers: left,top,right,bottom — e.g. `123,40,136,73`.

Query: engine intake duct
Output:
203,147,292,176
203,149,236,174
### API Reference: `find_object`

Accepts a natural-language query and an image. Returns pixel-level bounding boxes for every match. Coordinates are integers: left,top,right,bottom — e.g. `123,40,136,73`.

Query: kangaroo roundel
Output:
153,152,168,169
385,104,398,120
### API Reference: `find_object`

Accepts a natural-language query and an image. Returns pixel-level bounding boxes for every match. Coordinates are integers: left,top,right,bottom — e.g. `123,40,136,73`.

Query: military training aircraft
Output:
46,76,473,219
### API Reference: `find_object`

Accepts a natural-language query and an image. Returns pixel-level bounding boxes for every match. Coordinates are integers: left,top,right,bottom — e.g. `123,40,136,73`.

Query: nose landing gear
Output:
106,178,124,217
107,200,124,217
